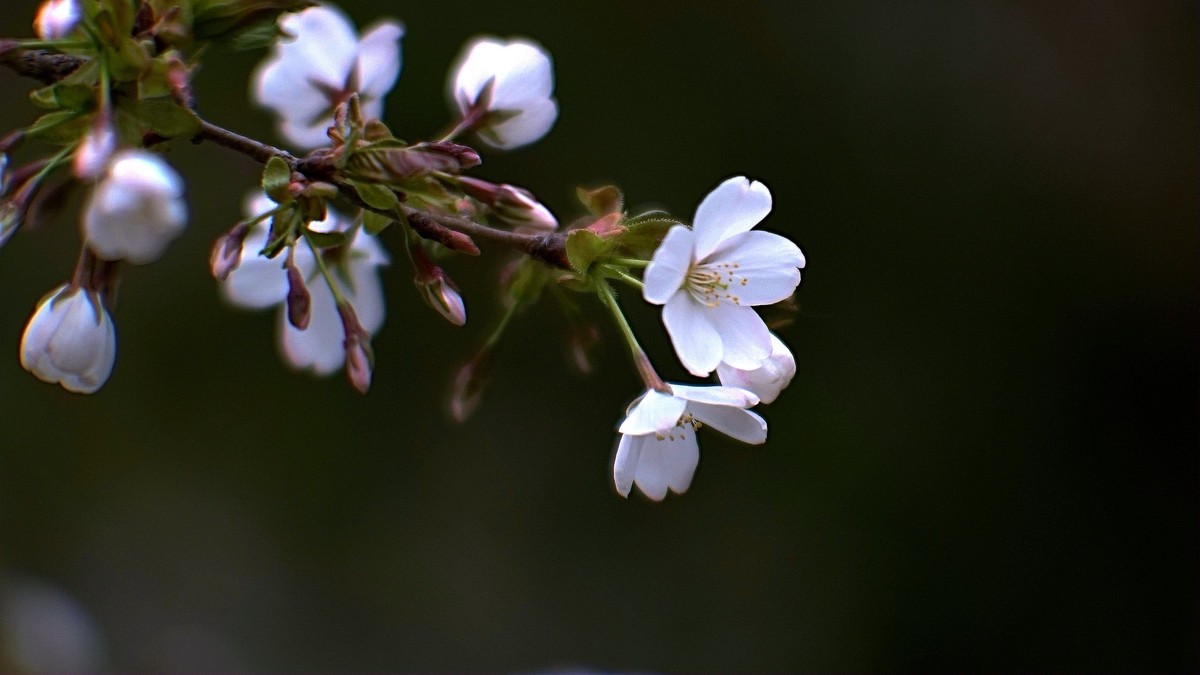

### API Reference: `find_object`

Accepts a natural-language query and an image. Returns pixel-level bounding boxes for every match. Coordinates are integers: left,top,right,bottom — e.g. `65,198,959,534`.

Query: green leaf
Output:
123,97,201,138
565,229,616,276
304,228,349,248
618,214,682,256
25,111,86,144
261,156,291,203
576,185,624,217
353,182,400,210
362,210,394,235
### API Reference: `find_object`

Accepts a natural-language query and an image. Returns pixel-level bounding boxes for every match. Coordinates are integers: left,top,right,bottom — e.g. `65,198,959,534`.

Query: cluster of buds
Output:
0,0,806,502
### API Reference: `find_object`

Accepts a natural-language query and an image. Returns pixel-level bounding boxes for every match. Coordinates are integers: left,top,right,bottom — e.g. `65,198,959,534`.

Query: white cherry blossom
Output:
613,384,766,501
82,150,187,264
253,5,404,150
450,37,558,150
716,332,796,404
221,195,388,375
34,0,80,40
20,285,116,394
643,176,804,377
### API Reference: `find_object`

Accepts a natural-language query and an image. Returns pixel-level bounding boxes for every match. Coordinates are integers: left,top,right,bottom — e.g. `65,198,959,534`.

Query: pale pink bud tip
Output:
73,122,116,180
210,223,249,281
448,352,492,423
34,0,81,40
285,263,311,330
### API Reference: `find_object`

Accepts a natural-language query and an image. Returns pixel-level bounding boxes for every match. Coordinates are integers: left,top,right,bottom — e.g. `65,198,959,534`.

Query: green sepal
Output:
26,111,86,144
617,212,682,256
506,259,550,306
576,185,624,217
565,229,617,276
304,228,349,249
362,210,394,235
261,156,291,203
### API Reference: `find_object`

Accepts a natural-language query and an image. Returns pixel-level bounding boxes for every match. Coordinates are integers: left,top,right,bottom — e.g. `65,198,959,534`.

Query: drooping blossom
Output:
613,384,766,501
20,285,116,394
643,176,804,377
253,5,404,150
716,332,796,404
82,150,187,264
34,0,80,40
450,37,558,150
73,120,116,180
220,195,388,375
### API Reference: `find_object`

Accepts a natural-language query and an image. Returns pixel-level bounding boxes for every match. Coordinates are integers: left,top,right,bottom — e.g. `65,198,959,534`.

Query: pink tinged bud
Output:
448,350,492,423
285,262,311,330
456,176,500,203
495,185,557,232
73,121,117,180
82,150,187,264
34,0,81,40
567,321,600,374
210,222,249,281
20,284,117,394
418,273,467,326
337,302,373,394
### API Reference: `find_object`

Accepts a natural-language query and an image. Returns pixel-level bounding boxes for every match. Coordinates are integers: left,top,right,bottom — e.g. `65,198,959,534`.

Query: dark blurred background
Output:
0,1,1196,671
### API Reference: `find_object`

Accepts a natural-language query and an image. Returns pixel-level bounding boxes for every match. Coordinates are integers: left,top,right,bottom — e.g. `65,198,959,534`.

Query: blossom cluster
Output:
0,0,806,501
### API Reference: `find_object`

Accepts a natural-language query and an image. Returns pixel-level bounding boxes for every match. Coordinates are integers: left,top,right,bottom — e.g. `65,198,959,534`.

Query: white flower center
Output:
686,261,748,307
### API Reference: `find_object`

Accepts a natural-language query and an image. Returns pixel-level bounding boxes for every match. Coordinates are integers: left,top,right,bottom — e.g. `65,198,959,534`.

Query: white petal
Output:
220,224,289,309
343,257,386,334
618,389,686,436
642,225,693,305
452,39,506,111
279,275,344,374
489,41,554,107
716,333,796,404
612,433,641,497
702,230,803,305
276,6,358,88
692,176,772,260
482,97,558,149
709,303,772,369
630,432,700,501
662,293,723,377
355,20,404,100
688,403,767,445
670,383,759,408
277,118,335,151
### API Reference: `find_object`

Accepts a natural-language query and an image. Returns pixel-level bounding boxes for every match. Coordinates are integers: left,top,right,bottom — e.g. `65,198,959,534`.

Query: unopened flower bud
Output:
448,349,493,423
209,222,250,281
83,150,186,264
417,271,467,326
495,184,557,233
285,261,311,330
450,37,558,150
34,0,81,40
567,320,600,374
20,284,117,394
73,120,116,180
337,302,373,394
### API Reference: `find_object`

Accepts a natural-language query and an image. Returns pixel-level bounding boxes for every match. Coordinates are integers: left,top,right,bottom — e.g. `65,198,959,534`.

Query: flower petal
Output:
483,97,558,149
688,402,767,445
642,225,693,305
670,383,759,408
356,20,404,100
490,40,554,109
279,278,344,374
221,224,288,309
629,432,700,501
612,433,641,497
716,333,795,404
452,39,505,111
662,292,723,376
709,303,772,369
692,176,772,261
618,389,686,436
702,230,803,305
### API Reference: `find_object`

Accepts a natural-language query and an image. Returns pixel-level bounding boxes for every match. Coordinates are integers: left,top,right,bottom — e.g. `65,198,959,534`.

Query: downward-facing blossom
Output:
82,150,187,264
20,285,116,394
614,384,766,501
716,332,796,404
34,0,80,40
450,37,558,150
253,5,404,149
221,196,389,375
643,176,805,377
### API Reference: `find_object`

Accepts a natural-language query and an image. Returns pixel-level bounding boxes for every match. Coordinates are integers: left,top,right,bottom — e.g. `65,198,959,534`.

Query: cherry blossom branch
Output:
1,45,571,269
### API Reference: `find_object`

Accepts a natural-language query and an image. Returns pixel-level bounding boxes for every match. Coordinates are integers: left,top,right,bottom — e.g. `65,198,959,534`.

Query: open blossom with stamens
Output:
253,5,404,150
450,37,558,150
20,285,116,394
716,332,796,404
643,176,805,377
613,384,766,501
220,195,388,374
82,150,187,264
34,0,80,40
